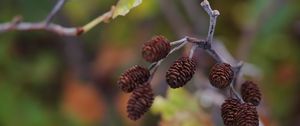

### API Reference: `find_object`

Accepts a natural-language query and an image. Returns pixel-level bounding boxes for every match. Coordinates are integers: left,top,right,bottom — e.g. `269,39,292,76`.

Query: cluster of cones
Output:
221,81,262,126
208,60,262,126
117,35,262,125
117,65,154,120
117,35,197,120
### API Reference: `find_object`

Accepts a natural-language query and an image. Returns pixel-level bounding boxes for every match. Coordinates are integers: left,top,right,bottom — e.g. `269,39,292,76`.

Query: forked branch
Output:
0,0,115,36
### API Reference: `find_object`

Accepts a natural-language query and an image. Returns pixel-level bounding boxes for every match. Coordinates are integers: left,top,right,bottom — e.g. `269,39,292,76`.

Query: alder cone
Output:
166,57,196,88
221,98,241,126
236,103,259,126
241,81,262,106
142,35,171,63
117,65,150,93
127,84,154,120
209,63,234,89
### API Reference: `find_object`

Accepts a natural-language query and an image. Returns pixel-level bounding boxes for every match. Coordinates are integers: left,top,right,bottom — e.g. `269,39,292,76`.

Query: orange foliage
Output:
61,73,105,124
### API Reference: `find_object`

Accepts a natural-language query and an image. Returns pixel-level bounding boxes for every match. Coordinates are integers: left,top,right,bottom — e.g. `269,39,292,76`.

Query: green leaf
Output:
151,88,200,119
151,89,204,126
112,0,142,18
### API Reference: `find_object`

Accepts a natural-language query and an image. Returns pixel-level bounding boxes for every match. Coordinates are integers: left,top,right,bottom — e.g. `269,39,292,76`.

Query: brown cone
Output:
117,65,150,93
241,81,262,106
236,103,259,126
221,98,241,126
142,35,171,63
209,63,234,89
127,84,154,120
166,57,197,88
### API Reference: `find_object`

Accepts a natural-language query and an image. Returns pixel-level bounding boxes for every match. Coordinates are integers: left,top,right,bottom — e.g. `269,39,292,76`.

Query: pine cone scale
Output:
209,63,234,89
241,81,262,106
166,57,196,88
142,35,171,62
117,65,150,93
236,103,259,126
127,84,154,120
221,98,241,126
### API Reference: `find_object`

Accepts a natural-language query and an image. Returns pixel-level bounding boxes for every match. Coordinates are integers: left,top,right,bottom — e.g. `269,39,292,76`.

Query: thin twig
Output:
206,48,223,63
148,38,188,70
149,41,188,71
148,64,159,83
228,61,244,101
170,37,187,46
232,61,244,87
189,45,198,59
229,84,243,101
44,0,66,25
186,36,206,44
148,41,188,85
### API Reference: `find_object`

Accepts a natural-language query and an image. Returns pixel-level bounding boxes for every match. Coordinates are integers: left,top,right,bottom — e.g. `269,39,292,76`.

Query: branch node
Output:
212,10,220,16
203,42,211,49
200,0,210,7
76,27,84,36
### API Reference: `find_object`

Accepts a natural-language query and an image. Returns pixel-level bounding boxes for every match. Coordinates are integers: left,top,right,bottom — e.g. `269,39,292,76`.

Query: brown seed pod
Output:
127,84,154,121
209,63,234,89
142,35,171,63
221,98,241,126
117,65,150,93
241,81,262,106
236,103,259,126
166,57,197,88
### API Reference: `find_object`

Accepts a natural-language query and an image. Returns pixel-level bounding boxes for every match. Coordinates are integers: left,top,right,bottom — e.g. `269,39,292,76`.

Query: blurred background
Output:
0,0,299,126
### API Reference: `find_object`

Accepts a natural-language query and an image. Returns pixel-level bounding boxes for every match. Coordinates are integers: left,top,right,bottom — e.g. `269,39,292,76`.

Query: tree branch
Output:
201,0,220,44
147,0,248,105
0,21,82,36
0,1,114,36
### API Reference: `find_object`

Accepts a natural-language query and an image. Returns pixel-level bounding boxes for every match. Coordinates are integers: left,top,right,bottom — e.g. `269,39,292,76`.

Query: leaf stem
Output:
82,7,115,34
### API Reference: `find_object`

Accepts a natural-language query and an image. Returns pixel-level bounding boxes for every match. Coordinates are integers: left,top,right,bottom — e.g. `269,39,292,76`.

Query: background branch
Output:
44,0,66,25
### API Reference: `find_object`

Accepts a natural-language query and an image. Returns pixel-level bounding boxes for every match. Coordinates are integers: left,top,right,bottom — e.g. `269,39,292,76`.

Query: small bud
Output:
117,65,150,93
166,57,197,88
221,98,241,126
142,35,171,63
236,103,259,126
209,63,234,89
127,84,154,120
241,81,262,106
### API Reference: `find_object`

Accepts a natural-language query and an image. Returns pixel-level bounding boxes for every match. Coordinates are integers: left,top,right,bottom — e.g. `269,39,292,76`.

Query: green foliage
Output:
151,88,204,126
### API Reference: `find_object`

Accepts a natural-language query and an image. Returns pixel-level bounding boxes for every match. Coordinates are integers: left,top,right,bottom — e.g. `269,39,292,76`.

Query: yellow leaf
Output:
112,0,142,18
